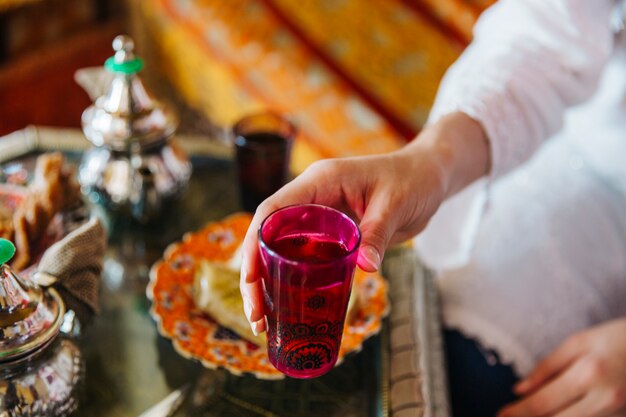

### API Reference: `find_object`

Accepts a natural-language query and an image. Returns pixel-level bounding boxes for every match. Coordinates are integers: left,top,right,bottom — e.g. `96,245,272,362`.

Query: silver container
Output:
0,248,82,417
0,338,82,417
79,35,192,222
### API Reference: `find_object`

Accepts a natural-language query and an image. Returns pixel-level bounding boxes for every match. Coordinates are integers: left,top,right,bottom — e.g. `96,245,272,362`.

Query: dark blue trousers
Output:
444,329,520,417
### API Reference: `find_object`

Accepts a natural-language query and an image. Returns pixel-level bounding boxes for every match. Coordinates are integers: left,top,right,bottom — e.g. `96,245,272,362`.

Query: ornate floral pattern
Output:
147,213,389,379
268,321,343,372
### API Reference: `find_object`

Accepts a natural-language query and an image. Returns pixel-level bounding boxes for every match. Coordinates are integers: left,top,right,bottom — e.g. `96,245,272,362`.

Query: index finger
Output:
498,358,587,417
515,333,585,395
240,201,277,285
238,199,278,327
239,176,323,327
240,171,328,285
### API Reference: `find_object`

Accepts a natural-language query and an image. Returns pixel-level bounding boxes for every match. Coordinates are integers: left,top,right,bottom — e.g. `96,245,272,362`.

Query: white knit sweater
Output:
415,0,626,376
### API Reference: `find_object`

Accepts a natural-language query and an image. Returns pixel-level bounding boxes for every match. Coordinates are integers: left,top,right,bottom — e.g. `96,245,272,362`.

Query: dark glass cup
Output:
232,113,295,212
258,204,361,378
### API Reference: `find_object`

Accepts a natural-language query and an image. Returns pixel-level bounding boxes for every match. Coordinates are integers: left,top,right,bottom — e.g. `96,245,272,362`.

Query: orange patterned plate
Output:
147,212,389,379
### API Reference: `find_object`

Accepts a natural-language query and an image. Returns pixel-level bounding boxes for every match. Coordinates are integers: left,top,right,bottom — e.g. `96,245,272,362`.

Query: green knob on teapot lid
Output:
104,34,144,75
0,238,15,265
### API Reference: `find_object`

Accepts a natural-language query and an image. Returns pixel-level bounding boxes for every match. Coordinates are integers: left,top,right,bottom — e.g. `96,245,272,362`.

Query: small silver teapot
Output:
78,35,192,222
0,240,82,417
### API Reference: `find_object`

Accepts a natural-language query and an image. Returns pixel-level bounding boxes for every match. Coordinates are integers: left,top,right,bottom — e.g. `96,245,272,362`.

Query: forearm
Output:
397,111,490,199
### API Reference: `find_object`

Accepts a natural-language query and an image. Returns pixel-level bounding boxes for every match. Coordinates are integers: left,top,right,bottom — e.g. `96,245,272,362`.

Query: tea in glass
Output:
233,113,295,212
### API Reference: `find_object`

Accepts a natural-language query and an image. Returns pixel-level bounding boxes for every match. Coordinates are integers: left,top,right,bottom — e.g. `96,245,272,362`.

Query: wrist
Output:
404,112,490,198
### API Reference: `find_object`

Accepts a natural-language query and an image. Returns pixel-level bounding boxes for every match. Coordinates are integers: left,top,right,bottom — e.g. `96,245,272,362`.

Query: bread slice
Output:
193,260,266,347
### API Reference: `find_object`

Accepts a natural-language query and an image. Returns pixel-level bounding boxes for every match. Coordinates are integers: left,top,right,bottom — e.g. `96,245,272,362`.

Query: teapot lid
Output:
81,34,178,151
0,239,65,362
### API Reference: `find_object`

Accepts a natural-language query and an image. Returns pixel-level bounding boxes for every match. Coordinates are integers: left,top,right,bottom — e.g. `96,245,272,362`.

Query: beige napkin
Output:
36,216,106,324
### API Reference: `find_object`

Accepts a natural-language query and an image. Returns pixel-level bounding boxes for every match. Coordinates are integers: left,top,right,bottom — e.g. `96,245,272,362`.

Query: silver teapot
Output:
0,240,82,417
78,35,192,222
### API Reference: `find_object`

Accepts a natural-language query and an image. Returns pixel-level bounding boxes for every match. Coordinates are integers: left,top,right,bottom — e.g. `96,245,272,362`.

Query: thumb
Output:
357,199,394,272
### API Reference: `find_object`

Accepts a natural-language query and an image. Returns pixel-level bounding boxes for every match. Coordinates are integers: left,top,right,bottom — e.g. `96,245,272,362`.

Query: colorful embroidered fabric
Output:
134,0,493,172
147,213,389,379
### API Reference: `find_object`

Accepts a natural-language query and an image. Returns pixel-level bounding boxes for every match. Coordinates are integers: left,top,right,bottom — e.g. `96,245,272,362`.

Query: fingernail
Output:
359,245,381,271
240,262,247,283
251,320,261,336
243,299,253,322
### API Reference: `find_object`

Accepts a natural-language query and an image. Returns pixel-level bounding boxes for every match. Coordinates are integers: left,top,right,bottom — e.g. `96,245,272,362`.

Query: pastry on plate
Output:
193,260,266,347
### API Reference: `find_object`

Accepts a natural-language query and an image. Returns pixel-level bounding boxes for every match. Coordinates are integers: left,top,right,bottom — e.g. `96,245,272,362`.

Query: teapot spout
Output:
74,67,114,102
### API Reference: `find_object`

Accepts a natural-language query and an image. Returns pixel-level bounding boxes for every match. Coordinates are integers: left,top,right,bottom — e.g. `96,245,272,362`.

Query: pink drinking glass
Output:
258,204,361,378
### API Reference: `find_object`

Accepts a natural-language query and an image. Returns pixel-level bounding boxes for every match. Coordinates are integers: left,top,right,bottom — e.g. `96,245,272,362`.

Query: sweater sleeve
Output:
429,0,615,179
416,0,616,270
